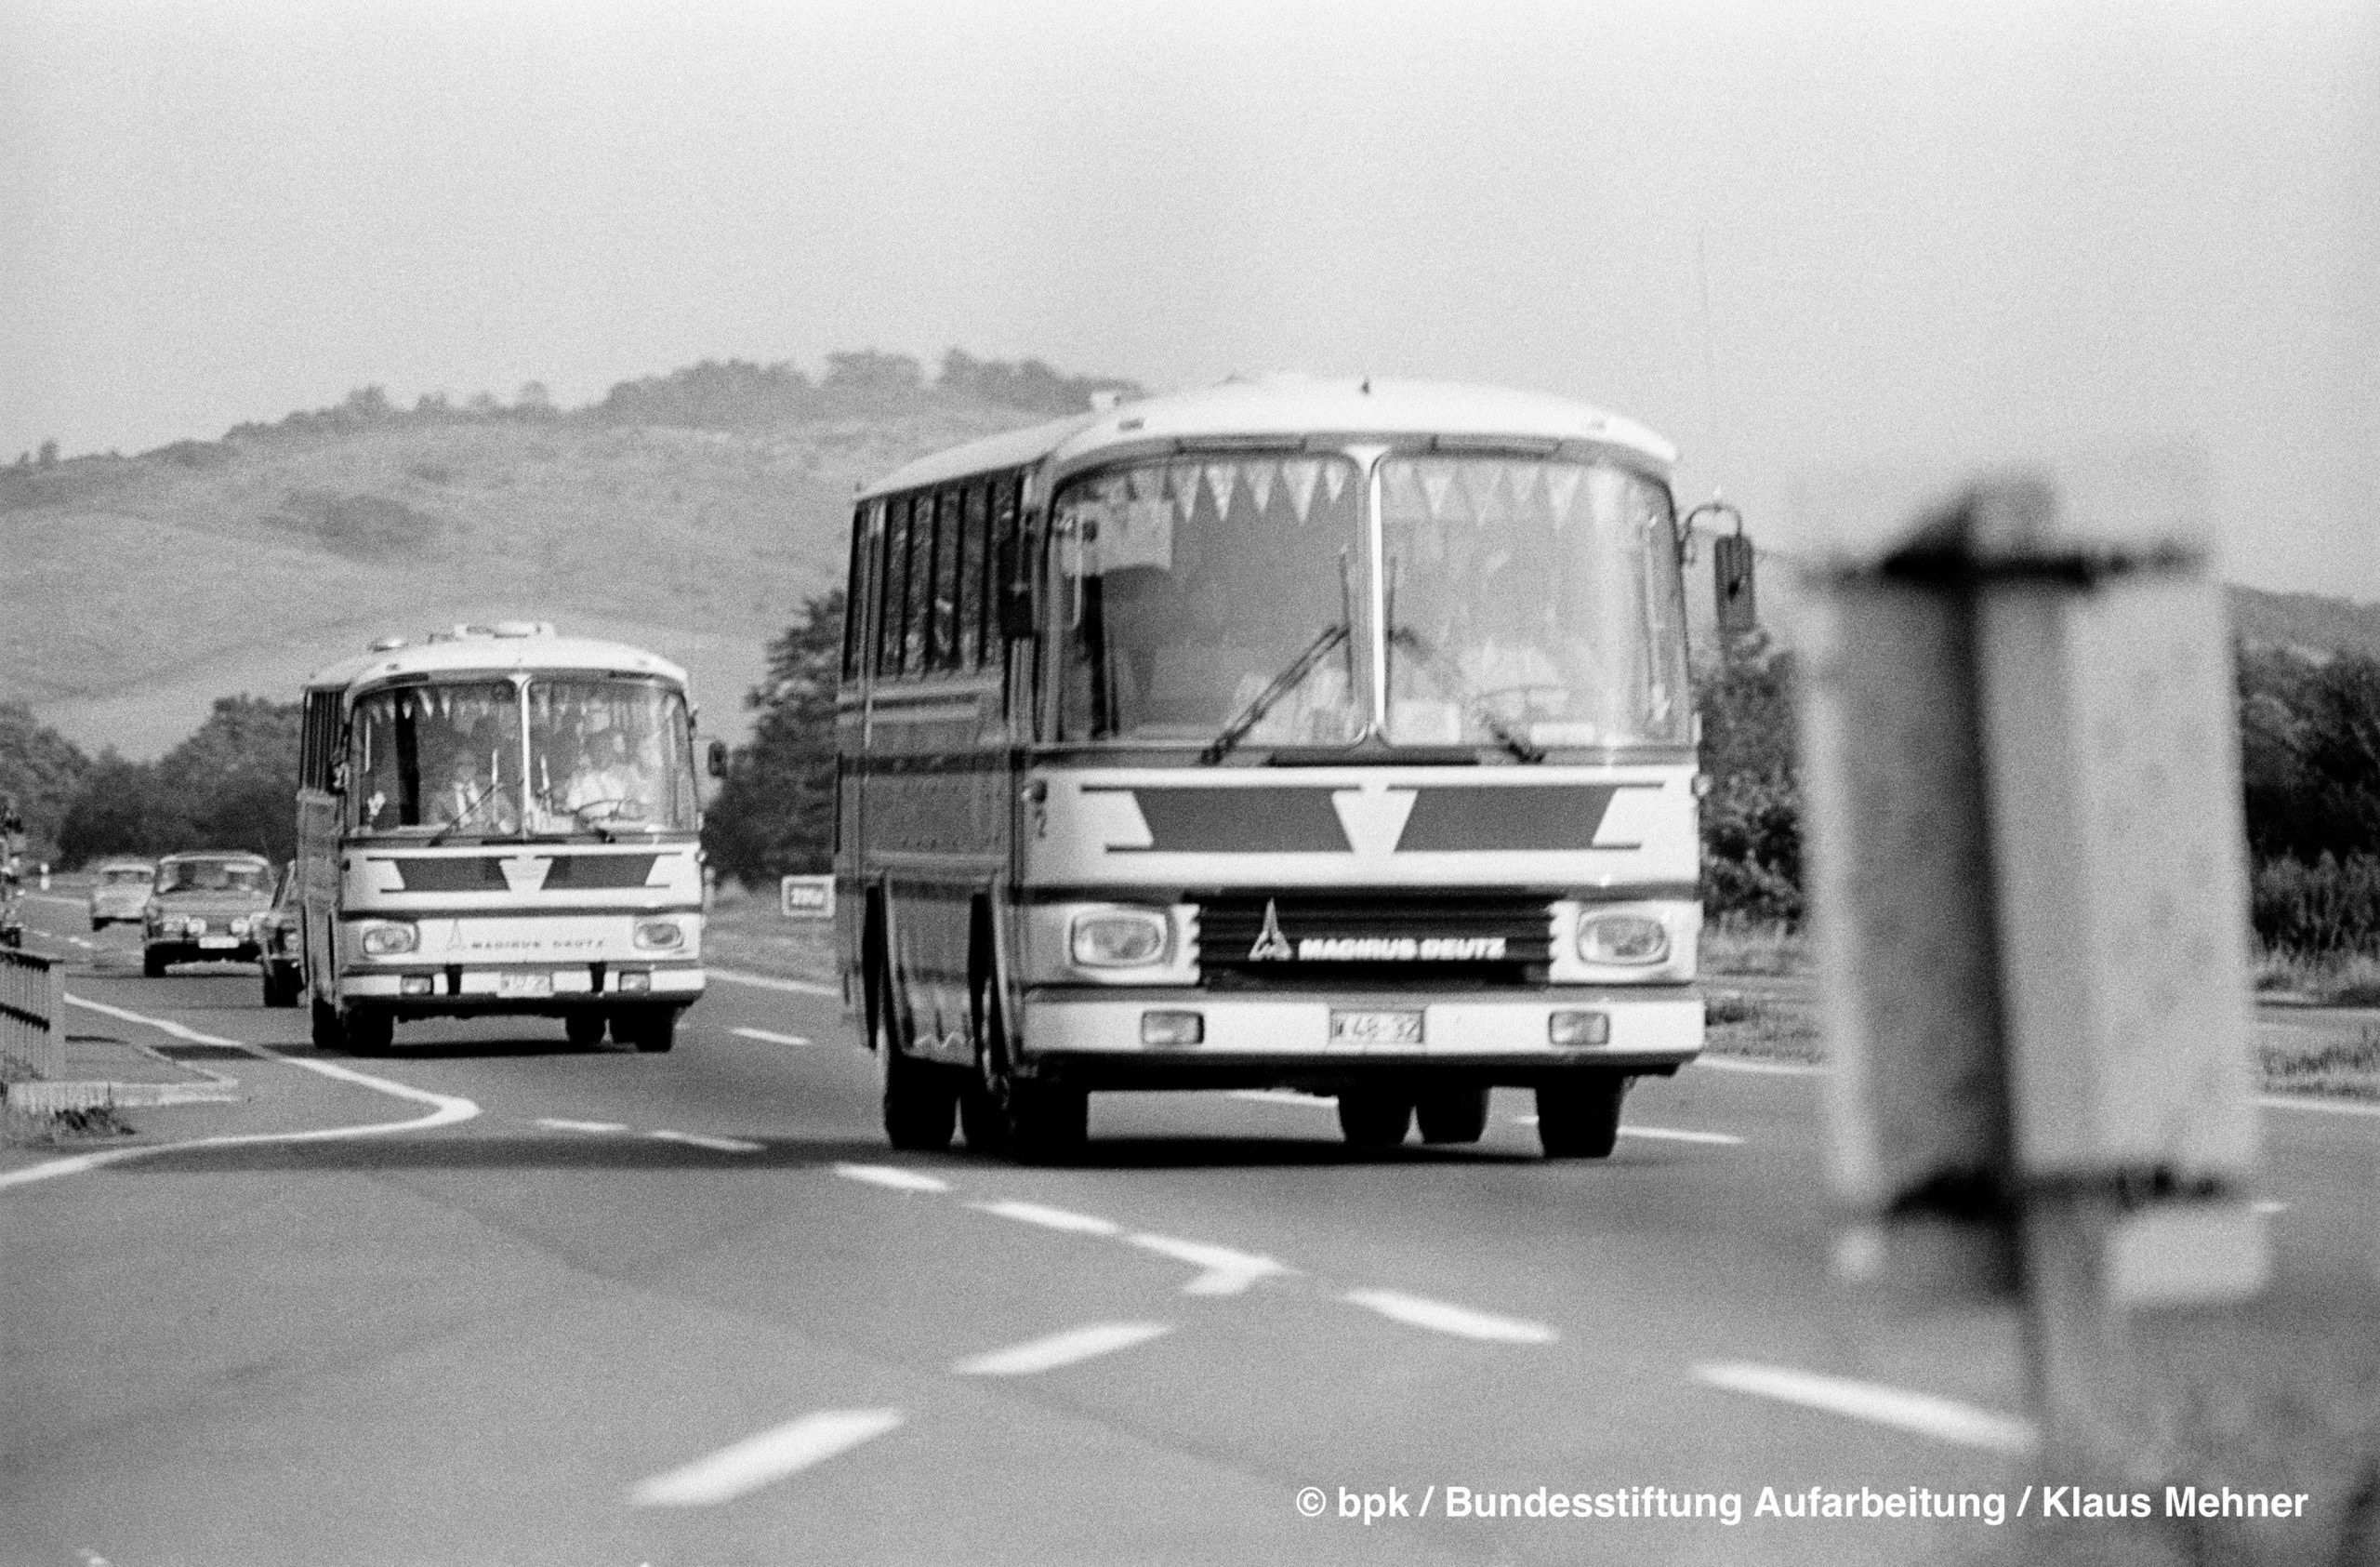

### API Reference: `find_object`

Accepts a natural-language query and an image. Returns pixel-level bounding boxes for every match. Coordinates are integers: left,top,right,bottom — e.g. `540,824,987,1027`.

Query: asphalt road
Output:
4,893,2374,1566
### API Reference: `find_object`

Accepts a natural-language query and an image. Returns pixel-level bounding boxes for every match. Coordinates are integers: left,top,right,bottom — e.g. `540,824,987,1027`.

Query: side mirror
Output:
707,739,730,779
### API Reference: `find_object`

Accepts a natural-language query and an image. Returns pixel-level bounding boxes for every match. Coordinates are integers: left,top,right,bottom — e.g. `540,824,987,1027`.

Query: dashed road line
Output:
2252,1200,2288,1215
731,1026,813,1047
972,1199,1120,1236
1694,1361,2035,1453
1508,1116,1744,1147
536,1118,629,1134
627,1409,904,1507
649,1129,764,1154
953,1321,1173,1376
1342,1289,1557,1345
833,1162,950,1193
1126,1233,1293,1295
707,965,840,999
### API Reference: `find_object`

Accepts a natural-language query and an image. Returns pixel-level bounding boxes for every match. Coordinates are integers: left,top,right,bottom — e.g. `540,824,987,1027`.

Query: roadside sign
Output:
779,874,835,920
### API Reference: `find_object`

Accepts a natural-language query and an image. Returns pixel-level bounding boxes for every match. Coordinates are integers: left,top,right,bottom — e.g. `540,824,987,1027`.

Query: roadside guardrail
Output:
1,948,67,1081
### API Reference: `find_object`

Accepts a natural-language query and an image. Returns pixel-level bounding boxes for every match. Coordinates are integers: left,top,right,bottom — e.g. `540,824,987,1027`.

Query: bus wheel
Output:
564,1012,608,1048
1415,1086,1491,1145
343,1007,394,1056
968,978,1082,1163
617,1007,678,1054
1337,1092,1413,1149
875,968,956,1151
143,949,168,978
959,978,1009,1155
1536,1073,1628,1159
310,992,344,1052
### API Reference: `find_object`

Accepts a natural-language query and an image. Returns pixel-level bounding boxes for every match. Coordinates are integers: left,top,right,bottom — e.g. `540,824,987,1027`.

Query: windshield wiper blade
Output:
1200,624,1350,764
1387,627,1546,764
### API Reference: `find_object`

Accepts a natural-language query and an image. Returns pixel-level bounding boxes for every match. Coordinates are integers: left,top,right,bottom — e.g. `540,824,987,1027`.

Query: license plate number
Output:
497,972,554,999
1329,1009,1423,1045
198,936,238,949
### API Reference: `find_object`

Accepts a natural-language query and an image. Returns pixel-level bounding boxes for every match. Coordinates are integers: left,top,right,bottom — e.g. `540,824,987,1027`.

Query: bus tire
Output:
967,976,1082,1163
310,991,344,1052
618,1007,677,1054
1536,1073,1627,1159
343,1007,394,1056
1337,1092,1413,1149
143,949,168,978
564,1012,608,1048
1415,1086,1491,1145
874,964,955,1151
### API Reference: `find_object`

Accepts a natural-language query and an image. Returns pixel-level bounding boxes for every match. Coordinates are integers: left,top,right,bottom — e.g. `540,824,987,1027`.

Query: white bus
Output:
294,623,707,1054
837,376,1704,1160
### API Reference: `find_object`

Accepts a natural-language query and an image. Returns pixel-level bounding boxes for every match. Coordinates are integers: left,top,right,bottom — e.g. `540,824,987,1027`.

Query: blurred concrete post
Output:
1804,459,2265,1460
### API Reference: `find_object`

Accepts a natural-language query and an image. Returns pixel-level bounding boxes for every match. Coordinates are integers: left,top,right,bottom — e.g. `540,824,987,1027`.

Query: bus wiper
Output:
1200,624,1350,764
1387,627,1546,764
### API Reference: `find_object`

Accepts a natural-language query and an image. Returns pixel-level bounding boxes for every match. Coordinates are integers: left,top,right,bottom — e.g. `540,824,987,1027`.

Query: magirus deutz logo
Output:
1246,898,1507,963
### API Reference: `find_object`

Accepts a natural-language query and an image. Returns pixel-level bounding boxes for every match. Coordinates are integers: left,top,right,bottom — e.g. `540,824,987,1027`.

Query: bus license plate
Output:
1329,1010,1423,1046
498,972,554,999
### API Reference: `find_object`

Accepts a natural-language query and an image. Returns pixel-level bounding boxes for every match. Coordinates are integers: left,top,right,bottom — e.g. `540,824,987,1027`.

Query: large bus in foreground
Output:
836,376,1703,1161
295,624,707,1054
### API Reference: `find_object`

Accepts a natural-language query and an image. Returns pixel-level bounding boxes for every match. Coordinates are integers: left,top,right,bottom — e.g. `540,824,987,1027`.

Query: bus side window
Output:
932,486,964,673
957,480,988,671
841,503,869,684
903,491,936,677
877,495,913,681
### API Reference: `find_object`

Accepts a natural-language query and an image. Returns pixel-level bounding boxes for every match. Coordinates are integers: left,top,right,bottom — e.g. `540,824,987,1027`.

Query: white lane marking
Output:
732,1027,813,1047
2258,1094,2380,1118
1342,1289,1557,1345
1230,1089,1333,1109
650,1129,764,1154
2252,1200,2288,1215
536,1118,630,1134
972,1199,1120,1236
833,1162,950,1193
707,965,840,999
1508,1116,1745,1146
1126,1232,1294,1295
1696,1056,1827,1077
1694,1361,2035,1453
628,1409,903,1507
953,1321,1173,1376
1,996,479,1193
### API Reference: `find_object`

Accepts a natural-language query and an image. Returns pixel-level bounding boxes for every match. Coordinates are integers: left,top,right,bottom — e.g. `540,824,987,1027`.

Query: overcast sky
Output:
6,0,2375,595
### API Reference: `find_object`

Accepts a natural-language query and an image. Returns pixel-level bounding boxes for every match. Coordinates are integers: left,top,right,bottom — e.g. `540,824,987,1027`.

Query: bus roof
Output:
303,625,692,693
858,375,1678,500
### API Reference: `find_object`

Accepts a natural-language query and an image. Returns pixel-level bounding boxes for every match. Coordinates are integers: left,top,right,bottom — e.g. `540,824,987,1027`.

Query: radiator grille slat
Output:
1196,891,1554,989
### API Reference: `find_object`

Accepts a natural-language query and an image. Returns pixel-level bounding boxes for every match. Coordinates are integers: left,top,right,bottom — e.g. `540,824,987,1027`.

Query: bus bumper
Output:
337,962,706,1010
1013,985,1701,1088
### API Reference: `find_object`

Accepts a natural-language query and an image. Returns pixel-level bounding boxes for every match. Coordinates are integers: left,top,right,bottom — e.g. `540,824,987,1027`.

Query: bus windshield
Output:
1382,455,1689,750
348,676,697,837
1048,449,1689,753
1052,454,1366,746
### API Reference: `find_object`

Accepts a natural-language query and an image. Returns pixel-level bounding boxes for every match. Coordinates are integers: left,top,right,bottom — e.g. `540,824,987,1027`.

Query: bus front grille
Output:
1195,891,1554,989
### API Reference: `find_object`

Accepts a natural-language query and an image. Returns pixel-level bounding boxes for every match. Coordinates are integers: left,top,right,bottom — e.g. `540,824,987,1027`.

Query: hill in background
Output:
1,352,1135,757
9,353,2379,762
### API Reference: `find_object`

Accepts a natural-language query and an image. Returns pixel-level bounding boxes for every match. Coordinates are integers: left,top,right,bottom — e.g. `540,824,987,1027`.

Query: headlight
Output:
1069,909,1170,968
229,917,251,936
633,917,684,950
1577,912,1669,965
360,922,419,956
181,917,208,936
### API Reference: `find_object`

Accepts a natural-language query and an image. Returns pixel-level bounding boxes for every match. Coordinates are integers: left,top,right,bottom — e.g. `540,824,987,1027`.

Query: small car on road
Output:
143,852,273,977
88,858,157,929
258,862,304,1007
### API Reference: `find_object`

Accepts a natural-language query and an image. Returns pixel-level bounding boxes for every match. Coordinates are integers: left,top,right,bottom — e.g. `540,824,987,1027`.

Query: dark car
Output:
143,852,273,976
258,862,303,1007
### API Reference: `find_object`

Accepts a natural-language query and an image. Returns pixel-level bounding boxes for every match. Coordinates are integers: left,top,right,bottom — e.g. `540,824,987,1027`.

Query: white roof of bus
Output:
859,375,1678,499
304,628,691,693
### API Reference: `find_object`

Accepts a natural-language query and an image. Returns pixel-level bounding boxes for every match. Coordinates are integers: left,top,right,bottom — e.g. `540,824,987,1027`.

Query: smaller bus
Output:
293,623,707,1054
